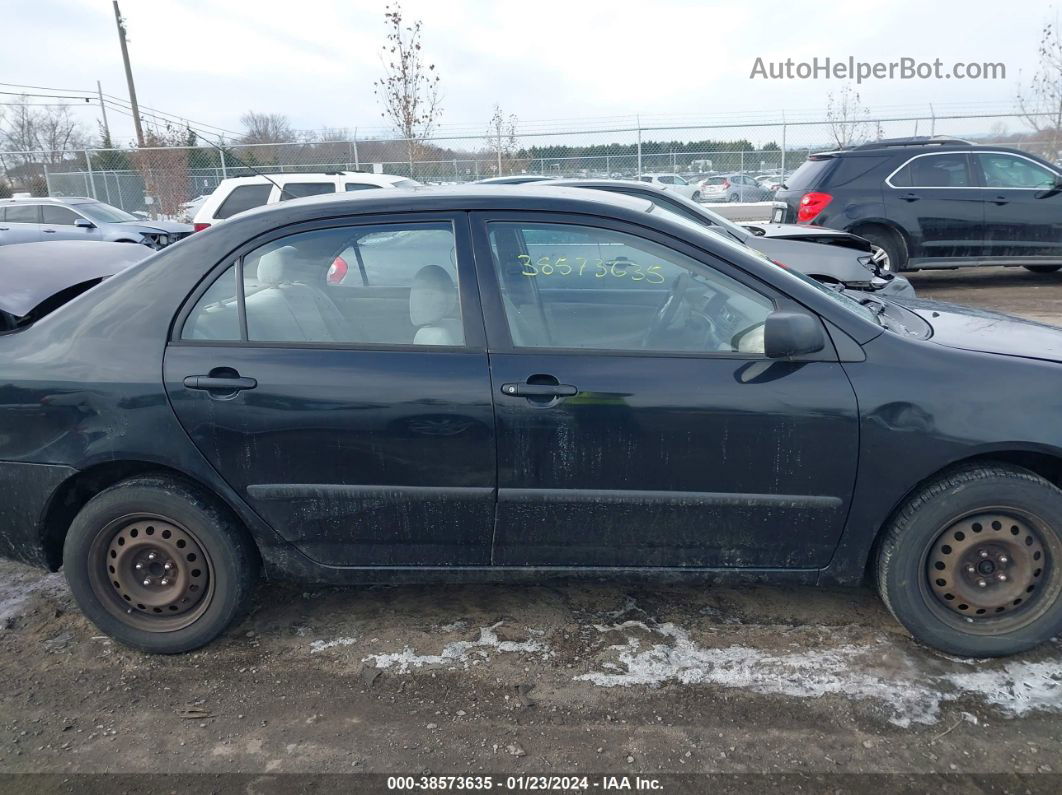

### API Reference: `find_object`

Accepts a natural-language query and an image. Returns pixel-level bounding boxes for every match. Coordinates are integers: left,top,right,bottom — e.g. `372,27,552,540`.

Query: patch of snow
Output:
0,571,65,626
310,637,358,653
576,621,1062,727
362,622,547,673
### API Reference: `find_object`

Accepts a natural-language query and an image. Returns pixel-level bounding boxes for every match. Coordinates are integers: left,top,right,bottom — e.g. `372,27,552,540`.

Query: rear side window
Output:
890,154,970,188
344,183,381,192
42,206,80,225
4,205,39,223
215,185,272,219
785,158,835,191
826,155,890,187
279,182,337,201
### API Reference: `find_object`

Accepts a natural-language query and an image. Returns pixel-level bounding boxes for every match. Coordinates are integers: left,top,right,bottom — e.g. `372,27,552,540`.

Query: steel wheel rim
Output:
923,509,1057,633
88,514,215,632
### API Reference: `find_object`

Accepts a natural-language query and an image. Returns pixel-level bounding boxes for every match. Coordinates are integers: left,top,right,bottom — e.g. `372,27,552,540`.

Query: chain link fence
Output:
1,111,1058,219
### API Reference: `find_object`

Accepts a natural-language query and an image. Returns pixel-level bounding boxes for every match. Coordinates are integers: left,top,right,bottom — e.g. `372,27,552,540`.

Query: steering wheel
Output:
642,273,690,348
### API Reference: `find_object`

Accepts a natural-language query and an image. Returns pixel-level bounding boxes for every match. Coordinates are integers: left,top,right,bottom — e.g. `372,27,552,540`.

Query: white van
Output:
192,172,420,230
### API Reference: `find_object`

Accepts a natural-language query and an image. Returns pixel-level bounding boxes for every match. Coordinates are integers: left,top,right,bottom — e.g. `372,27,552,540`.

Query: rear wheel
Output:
691,191,701,202
728,193,739,203
858,226,907,273
63,475,258,653
1023,265,1062,274
877,464,1062,657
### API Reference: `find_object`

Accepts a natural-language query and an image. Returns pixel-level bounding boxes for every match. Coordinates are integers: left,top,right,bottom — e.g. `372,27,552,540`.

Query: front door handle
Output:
992,195,1009,205
501,382,578,398
183,374,257,392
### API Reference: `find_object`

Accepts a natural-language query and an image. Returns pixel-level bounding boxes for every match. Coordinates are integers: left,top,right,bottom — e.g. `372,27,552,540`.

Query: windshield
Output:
77,202,139,223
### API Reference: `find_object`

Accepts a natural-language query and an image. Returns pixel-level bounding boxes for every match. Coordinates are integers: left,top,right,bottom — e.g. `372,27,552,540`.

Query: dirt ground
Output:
1,266,1061,791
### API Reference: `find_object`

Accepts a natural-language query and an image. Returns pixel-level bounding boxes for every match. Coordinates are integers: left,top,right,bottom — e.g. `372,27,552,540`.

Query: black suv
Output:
774,137,1062,273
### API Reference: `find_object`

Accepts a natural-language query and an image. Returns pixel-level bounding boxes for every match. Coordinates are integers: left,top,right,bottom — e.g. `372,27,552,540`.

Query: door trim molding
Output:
247,484,495,501
499,488,842,510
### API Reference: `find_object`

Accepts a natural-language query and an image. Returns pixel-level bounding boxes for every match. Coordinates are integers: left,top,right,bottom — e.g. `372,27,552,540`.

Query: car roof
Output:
214,172,407,188
0,196,95,206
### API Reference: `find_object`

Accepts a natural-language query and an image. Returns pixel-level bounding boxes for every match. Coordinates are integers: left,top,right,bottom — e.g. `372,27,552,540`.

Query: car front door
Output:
163,214,496,567
974,152,1062,262
884,152,983,263
41,205,102,241
0,204,42,245
473,213,860,568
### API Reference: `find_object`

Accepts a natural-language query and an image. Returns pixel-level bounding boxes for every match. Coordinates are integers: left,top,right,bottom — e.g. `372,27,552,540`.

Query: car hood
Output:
0,241,150,317
742,223,872,251
895,297,1062,364
118,219,193,234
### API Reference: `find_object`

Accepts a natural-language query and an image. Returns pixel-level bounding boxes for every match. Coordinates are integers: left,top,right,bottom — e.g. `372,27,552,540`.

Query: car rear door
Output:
973,152,1062,261
164,213,496,567
0,204,43,245
472,211,860,569
885,152,984,262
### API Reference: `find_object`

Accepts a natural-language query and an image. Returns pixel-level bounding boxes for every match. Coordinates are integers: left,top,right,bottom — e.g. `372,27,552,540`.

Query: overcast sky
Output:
1,0,1055,143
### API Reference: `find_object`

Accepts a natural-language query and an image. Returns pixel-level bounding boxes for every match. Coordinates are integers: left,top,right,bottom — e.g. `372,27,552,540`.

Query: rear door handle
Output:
43,228,56,234
992,195,1009,205
501,383,578,398
183,375,257,392
899,192,920,202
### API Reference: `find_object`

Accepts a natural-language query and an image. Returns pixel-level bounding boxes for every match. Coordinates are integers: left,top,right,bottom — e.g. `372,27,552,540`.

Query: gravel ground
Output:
1,265,1061,790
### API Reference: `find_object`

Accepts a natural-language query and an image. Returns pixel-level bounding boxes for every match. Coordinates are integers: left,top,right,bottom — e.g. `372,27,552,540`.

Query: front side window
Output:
42,206,79,225
891,154,970,188
486,222,773,355
215,184,272,219
977,154,1056,189
183,222,463,347
279,182,337,201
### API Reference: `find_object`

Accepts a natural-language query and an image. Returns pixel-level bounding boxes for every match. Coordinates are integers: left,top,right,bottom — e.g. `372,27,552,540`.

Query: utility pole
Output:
113,1,144,146
96,81,111,143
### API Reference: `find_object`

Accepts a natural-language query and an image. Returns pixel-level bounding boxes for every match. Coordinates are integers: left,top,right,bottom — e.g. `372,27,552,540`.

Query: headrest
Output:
257,245,301,286
409,265,458,326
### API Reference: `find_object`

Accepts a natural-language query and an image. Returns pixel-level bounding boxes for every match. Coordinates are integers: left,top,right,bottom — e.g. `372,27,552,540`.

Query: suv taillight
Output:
193,222,211,232
327,256,349,285
797,192,832,223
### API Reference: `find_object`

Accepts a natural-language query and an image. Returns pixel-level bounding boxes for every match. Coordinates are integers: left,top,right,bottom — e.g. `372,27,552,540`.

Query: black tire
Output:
877,464,1062,657
858,226,907,273
1023,265,1062,274
728,193,739,203
62,475,259,653
691,191,701,202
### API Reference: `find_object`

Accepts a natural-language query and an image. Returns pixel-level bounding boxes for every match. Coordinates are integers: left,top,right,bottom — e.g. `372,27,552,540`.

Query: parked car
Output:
756,174,787,192
2,186,1061,656
696,173,775,203
191,172,421,231
543,179,912,296
475,175,553,185
0,240,151,332
774,136,1062,273
0,197,192,249
636,173,700,201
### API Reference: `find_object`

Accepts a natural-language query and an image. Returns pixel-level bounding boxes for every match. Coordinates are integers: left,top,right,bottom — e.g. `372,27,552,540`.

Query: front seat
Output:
244,245,355,342
410,265,463,346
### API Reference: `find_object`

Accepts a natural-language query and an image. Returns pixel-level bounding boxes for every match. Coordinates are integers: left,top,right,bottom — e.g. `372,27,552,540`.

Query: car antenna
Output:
189,127,287,197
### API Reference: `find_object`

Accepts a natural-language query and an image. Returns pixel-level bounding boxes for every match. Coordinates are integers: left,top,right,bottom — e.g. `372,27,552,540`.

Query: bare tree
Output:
485,104,521,175
825,85,871,149
0,96,88,161
373,1,442,175
130,123,191,217
239,111,295,144
1017,15,1062,157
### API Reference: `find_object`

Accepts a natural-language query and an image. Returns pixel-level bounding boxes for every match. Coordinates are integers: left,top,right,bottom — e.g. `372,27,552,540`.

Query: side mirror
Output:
763,311,826,358
74,218,95,229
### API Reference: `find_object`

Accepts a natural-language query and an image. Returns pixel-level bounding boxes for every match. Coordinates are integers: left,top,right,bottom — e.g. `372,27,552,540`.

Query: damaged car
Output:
0,186,1060,657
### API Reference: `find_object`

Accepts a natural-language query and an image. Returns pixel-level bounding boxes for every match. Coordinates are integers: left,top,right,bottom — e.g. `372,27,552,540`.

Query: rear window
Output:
279,182,337,201
785,158,836,191
215,185,272,219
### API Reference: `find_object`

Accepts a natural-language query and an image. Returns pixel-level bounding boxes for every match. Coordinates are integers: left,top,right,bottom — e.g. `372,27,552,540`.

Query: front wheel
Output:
876,464,1062,657
63,475,259,653
1023,265,1062,274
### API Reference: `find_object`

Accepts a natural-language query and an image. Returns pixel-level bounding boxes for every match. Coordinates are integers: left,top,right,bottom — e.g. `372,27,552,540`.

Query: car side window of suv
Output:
486,222,773,354
4,204,39,223
977,154,1056,189
183,222,464,347
279,182,337,201
215,185,273,219
890,154,971,188
42,206,80,225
